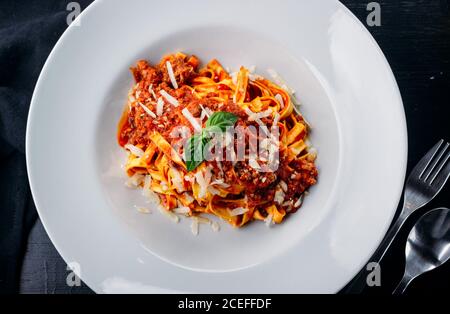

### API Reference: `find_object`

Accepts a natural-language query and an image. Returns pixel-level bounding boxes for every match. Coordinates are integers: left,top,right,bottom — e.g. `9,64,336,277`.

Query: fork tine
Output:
411,139,444,179
430,149,450,185
423,142,449,181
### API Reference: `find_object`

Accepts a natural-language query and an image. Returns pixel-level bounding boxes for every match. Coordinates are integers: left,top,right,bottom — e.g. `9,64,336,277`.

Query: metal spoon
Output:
393,207,450,294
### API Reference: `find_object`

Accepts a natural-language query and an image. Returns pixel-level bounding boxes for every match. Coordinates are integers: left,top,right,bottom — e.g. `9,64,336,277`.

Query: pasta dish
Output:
117,53,318,230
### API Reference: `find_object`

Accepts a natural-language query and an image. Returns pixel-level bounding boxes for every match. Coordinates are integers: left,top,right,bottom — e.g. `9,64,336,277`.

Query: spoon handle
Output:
393,272,414,295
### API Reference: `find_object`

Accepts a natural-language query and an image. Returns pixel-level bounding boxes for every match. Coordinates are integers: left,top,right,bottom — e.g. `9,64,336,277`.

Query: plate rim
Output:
25,0,408,293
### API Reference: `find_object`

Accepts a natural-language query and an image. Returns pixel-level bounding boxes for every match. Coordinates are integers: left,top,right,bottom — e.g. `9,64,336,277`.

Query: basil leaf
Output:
185,111,238,172
185,135,207,172
206,111,238,132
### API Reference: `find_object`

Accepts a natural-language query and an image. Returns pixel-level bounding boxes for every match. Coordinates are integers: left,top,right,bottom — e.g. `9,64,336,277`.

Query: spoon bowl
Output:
394,207,450,294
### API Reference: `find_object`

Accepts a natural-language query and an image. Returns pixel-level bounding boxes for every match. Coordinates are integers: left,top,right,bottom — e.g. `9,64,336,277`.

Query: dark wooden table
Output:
18,0,450,294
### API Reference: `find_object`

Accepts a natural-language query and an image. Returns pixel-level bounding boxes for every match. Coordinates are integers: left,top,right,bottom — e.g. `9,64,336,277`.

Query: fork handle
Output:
345,212,409,293
370,212,408,262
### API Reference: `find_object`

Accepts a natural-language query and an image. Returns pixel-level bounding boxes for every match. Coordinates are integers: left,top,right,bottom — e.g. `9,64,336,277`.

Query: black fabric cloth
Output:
0,0,449,294
0,0,93,294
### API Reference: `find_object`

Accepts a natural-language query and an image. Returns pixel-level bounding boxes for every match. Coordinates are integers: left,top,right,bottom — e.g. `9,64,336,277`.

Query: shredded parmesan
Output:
211,179,230,188
275,94,285,108
191,219,199,235
274,187,285,204
256,109,273,120
193,216,210,224
170,167,185,193
273,112,280,126
204,166,213,184
143,175,152,193
265,213,273,227
156,97,164,116
211,221,220,232
308,147,318,161
148,84,157,100
138,102,157,118
207,186,221,195
183,192,195,204
279,181,288,193
267,69,296,95
248,158,261,170
182,108,202,133
135,205,151,214
294,195,304,208
158,206,180,223
199,104,212,120
140,175,160,203
249,73,264,81
231,72,238,85
173,207,190,214
160,90,179,107
244,107,271,131
229,207,249,216
125,144,145,157
125,173,144,188
194,171,208,198
166,61,179,89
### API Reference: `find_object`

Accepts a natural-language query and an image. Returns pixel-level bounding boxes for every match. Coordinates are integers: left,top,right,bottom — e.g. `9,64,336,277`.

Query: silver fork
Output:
347,139,450,292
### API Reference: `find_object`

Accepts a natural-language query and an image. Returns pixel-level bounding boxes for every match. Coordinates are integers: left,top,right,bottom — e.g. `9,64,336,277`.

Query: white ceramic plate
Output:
26,0,407,293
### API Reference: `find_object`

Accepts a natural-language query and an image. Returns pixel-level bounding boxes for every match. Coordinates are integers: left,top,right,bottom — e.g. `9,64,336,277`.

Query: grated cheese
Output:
182,108,202,133
124,144,145,157
138,102,157,118
207,186,221,195
211,179,230,188
274,186,285,204
183,192,195,204
125,173,145,188
148,84,157,100
170,167,185,193
248,158,261,170
275,94,285,108
229,207,249,216
173,207,190,214
265,213,273,227
279,181,288,193
193,216,211,224
166,61,179,89
199,104,212,120
211,221,220,232
135,205,151,214
244,107,271,131
194,171,208,198
191,219,199,235
158,206,180,223
294,195,304,208
156,97,164,116
160,89,179,107
267,69,296,95
273,112,280,126
142,175,152,194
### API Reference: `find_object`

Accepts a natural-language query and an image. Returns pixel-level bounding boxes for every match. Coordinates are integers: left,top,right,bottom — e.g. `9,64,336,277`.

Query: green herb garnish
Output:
185,111,238,171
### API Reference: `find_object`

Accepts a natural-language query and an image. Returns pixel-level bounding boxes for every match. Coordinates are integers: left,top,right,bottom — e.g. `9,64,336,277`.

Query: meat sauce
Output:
118,54,318,214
